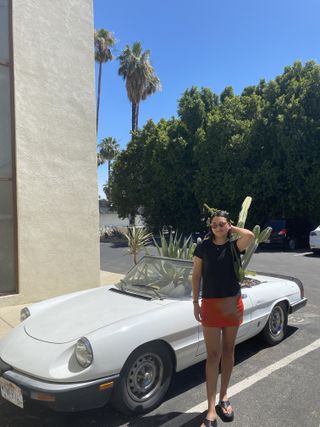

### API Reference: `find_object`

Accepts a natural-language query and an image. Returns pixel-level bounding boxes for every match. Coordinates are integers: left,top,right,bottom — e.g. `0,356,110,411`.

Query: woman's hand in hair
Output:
230,225,254,251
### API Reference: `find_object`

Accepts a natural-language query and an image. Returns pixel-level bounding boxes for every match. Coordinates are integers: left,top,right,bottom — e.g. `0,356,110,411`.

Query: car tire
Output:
261,302,288,346
111,341,173,415
286,238,296,250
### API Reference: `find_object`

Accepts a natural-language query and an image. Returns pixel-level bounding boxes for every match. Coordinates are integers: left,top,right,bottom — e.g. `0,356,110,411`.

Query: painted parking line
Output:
161,338,320,427
293,252,313,256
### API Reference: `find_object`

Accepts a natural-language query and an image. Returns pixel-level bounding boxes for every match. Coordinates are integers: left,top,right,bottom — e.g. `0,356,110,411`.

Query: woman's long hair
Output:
206,210,231,241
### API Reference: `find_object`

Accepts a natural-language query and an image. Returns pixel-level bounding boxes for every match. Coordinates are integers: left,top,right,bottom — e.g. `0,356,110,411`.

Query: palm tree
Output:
118,42,161,132
94,29,116,134
97,137,120,185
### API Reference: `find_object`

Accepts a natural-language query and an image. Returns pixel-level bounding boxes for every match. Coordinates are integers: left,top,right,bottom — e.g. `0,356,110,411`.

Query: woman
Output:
192,210,254,427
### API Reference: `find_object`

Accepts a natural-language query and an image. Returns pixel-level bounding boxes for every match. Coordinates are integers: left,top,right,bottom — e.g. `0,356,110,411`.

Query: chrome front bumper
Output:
289,297,308,314
0,360,119,412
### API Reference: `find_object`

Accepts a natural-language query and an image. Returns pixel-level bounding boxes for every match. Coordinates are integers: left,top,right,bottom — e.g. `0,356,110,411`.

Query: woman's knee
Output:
222,344,235,358
206,350,221,364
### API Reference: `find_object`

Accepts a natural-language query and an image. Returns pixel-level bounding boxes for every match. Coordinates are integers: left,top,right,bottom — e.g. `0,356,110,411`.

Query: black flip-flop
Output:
215,400,234,422
202,418,217,427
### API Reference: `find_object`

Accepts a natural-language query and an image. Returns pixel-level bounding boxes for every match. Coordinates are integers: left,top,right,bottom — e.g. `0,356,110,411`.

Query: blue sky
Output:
94,0,320,198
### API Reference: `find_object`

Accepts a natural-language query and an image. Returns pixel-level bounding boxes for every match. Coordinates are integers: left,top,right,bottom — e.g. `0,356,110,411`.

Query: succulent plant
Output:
152,231,196,260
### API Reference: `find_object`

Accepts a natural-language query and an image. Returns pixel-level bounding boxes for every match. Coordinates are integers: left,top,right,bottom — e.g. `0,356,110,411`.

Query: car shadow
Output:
165,325,298,403
127,411,205,426
304,252,320,258
234,325,298,363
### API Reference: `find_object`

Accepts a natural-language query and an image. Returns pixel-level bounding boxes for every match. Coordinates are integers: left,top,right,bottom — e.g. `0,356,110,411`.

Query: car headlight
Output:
20,307,31,322
75,337,93,368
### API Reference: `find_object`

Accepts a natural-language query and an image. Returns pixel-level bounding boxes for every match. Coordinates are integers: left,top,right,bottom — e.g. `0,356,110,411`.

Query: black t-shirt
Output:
193,239,242,298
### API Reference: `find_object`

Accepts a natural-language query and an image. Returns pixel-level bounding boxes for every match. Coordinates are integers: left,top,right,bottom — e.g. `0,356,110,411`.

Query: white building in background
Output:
0,0,100,307
99,200,144,230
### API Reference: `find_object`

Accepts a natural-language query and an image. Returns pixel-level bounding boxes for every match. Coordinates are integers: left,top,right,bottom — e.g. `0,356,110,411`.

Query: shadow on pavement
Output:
128,411,205,426
304,252,320,258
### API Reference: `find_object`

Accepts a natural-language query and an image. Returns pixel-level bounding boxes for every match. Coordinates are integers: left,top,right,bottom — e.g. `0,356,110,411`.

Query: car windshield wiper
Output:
131,284,163,300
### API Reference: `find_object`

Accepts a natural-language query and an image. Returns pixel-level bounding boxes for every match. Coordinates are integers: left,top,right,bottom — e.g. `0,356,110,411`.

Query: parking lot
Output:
0,245,319,426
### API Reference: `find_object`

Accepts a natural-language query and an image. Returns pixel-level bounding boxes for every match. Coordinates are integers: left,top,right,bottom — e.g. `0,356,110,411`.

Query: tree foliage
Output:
110,61,320,230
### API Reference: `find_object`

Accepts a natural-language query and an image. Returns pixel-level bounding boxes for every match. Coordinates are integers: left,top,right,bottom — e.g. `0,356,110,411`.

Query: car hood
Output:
25,287,165,343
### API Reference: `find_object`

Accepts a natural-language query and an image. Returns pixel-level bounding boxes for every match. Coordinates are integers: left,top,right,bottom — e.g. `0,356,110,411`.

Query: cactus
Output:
237,196,252,228
204,196,272,281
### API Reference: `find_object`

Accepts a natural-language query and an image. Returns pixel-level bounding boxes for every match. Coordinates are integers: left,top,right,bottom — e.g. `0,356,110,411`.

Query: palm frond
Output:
122,227,152,264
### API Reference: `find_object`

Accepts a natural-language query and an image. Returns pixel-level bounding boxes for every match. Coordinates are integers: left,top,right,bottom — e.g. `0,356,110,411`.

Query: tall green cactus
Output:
204,196,272,281
237,196,252,228
241,225,272,270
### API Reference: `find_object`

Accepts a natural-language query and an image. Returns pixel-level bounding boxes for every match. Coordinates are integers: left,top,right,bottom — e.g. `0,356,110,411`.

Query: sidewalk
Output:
0,270,124,339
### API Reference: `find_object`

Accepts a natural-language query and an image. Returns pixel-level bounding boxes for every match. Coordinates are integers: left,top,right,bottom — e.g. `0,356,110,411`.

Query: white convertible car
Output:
0,256,307,415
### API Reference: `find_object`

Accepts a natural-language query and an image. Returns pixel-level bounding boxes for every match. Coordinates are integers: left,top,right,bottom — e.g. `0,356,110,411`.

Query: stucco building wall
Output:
0,0,100,307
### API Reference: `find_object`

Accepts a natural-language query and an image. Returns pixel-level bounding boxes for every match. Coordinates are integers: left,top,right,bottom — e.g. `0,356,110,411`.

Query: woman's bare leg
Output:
219,325,239,413
200,327,222,426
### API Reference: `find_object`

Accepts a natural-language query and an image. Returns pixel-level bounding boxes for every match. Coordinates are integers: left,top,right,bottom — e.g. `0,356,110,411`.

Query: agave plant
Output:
152,231,196,260
122,226,152,265
151,231,196,290
205,196,272,282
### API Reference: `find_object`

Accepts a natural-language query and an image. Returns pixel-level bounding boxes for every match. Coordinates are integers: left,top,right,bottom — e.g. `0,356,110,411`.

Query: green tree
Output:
97,137,120,190
111,61,320,231
178,86,218,135
220,86,234,103
109,136,145,220
193,93,261,221
118,42,161,132
94,29,116,134
110,118,202,233
247,60,320,224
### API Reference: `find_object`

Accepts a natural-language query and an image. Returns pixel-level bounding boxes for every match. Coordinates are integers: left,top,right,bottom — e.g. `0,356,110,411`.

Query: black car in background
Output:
261,218,314,250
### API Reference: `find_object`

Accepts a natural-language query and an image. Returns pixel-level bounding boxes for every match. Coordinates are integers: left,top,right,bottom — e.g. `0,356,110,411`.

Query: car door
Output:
244,279,279,332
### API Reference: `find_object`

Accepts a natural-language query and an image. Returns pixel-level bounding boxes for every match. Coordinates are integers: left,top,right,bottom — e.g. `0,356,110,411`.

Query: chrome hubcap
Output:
289,240,295,250
269,306,284,337
126,352,164,402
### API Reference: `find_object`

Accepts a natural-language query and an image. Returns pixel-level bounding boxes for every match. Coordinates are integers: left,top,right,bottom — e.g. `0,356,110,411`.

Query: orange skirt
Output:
201,295,244,327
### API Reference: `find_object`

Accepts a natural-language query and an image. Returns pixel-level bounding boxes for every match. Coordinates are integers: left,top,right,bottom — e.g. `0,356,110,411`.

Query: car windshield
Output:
115,256,193,300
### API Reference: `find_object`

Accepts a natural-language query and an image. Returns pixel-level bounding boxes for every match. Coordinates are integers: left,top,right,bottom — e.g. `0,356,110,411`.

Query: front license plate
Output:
0,378,24,408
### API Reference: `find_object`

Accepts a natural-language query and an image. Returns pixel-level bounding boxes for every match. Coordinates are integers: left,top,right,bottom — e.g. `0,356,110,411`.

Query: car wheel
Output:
261,302,288,346
111,341,173,415
287,238,296,250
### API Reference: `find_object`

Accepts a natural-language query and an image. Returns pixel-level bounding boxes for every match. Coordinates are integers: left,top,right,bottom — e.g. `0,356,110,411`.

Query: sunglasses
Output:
211,222,228,229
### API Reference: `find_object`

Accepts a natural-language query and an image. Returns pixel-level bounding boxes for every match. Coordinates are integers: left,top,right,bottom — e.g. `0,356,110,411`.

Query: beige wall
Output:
0,0,100,307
